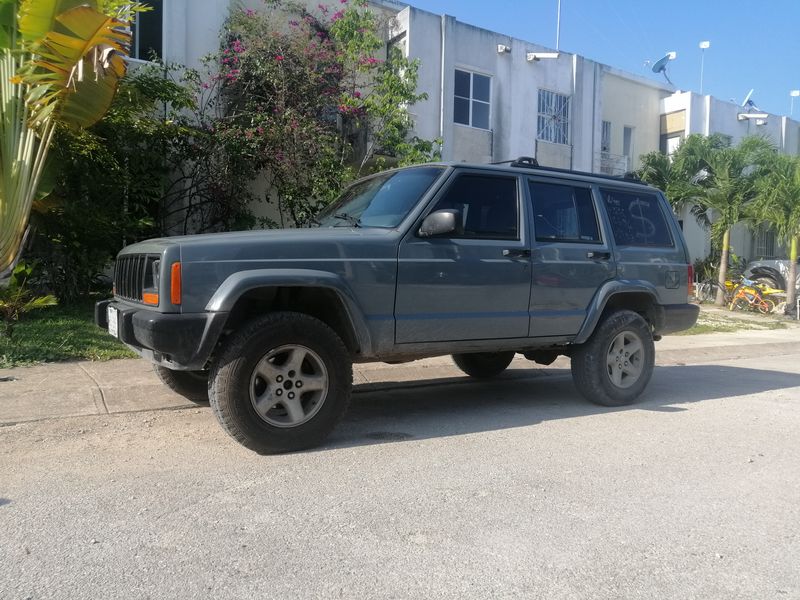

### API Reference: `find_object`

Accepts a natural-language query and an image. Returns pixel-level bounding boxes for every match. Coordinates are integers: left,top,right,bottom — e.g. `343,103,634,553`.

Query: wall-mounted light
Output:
737,112,768,121
497,44,511,54
527,52,560,62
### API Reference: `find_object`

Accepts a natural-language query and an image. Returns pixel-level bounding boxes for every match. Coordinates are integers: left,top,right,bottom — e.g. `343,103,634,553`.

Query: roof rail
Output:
494,156,646,184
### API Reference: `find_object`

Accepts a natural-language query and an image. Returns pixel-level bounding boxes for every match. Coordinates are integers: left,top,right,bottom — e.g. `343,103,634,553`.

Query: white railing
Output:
594,152,629,176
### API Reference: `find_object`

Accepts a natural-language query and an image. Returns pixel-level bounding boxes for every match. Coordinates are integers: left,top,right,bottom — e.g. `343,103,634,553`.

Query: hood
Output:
122,227,399,263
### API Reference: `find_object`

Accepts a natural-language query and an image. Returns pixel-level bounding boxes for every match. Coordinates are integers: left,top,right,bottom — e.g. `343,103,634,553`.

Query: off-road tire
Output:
452,351,515,378
209,312,352,454
153,365,209,405
754,275,780,290
571,310,655,407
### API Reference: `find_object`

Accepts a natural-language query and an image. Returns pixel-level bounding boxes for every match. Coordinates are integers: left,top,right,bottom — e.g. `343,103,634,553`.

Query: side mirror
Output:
419,209,462,237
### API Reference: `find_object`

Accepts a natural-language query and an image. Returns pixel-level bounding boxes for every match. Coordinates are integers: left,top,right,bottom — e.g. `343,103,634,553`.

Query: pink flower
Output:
353,90,361,98
275,55,284,61
331,10,344,20
318,3,328,14
244,8,256,17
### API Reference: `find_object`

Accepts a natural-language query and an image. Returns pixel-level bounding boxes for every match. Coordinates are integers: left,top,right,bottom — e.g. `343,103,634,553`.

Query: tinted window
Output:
529,182,600,243
600,189,673,247
433,175,518,239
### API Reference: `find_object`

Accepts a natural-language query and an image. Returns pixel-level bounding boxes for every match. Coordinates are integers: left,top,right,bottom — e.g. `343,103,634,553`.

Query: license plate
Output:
107,305,119,338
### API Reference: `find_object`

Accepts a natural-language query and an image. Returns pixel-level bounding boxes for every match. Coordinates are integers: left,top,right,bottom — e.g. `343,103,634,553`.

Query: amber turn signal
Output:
171,262,182,305
143,292,159,306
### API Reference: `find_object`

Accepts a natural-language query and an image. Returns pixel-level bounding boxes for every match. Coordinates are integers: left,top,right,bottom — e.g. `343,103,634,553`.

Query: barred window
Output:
537,89,570,145
454,69,491,130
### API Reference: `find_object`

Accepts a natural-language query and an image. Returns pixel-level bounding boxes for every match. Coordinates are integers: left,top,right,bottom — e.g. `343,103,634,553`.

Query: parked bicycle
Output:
728,278,777,314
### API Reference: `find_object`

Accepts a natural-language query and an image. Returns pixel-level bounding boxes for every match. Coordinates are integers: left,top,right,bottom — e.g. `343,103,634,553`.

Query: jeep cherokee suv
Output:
96,158,698,453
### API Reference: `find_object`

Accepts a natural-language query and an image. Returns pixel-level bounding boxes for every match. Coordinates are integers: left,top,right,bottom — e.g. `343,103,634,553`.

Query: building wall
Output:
600,71,668,172
401,7,587,166
163,0,231,70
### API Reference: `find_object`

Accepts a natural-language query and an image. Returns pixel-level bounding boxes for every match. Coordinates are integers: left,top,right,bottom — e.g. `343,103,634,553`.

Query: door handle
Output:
503,248,531,258
586,250,611,260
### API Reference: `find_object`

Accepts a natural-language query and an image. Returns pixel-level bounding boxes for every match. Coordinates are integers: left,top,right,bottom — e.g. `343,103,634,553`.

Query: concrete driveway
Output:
1,329,799,599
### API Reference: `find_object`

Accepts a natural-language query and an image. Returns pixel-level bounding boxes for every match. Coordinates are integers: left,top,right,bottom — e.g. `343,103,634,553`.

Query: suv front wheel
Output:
571,310,655,407
209,312,352,454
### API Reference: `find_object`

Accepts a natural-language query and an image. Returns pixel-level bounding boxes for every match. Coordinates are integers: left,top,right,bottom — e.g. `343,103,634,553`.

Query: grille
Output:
114,254,158,302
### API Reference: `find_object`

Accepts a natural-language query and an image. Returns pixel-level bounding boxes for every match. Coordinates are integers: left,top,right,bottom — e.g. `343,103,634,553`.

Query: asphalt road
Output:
2,352,799,599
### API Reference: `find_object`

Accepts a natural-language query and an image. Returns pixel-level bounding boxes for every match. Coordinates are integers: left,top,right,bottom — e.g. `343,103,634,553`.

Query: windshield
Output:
316,166,445,228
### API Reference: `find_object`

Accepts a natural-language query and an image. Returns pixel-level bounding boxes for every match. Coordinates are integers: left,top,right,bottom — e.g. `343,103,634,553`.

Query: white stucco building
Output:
136,0,800,262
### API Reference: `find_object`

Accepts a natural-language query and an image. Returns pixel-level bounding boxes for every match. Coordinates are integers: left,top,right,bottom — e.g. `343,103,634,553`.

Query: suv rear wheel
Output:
452,351,515,378
209,312,352,454
153,365,209,405
571,310,654,407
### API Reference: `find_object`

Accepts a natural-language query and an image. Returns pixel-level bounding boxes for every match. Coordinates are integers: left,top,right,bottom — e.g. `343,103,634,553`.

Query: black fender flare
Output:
748,266,785,290
205,269,373,355
573,280,662,344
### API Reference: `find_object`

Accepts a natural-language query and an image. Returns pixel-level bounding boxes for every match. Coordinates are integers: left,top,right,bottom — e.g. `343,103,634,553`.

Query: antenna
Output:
651,51,677,85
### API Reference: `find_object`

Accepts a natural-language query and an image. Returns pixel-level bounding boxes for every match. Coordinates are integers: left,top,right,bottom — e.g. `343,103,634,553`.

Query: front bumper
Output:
655,303,700,335
95,299,228,370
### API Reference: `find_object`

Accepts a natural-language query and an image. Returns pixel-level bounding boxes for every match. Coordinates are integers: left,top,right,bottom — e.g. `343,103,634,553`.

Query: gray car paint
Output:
112,162,694,365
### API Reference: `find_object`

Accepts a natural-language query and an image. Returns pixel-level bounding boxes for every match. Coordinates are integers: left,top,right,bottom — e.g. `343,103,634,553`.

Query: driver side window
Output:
432,174,518,239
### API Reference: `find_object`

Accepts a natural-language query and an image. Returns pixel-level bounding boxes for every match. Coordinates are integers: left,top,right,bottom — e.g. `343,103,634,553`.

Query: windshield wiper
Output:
332,212,361,228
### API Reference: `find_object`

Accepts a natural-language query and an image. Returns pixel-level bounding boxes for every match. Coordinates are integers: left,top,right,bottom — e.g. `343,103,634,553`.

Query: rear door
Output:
527,178,616,337
597,186,687,305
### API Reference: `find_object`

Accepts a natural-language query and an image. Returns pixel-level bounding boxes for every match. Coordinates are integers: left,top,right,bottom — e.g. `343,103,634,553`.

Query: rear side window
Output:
528,181,601,243
432,174,518,239
600,189,673,247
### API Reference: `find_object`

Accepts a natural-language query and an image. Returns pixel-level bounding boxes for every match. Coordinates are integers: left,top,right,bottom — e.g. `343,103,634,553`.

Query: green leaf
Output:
18,0,98,42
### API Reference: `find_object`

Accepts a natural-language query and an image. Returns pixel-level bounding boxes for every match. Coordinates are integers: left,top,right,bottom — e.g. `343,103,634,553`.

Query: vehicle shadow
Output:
324,365,800,450
0,498,11,507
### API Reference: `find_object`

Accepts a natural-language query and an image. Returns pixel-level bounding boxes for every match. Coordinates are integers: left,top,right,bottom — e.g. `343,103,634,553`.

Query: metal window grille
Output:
537,89,570,145
601,121,611,152
753,226,776,259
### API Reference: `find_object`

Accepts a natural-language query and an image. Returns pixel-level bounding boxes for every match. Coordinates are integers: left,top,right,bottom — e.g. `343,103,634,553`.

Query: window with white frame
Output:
537,89,570,145
454,69,491,130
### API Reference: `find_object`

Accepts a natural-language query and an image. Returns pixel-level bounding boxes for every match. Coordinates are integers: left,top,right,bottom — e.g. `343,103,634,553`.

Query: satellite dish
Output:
651,51,677,85
741,89,760,111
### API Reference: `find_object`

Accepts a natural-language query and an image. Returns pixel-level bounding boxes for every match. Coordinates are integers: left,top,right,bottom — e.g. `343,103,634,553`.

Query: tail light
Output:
688,264,694,300
170,262,182,305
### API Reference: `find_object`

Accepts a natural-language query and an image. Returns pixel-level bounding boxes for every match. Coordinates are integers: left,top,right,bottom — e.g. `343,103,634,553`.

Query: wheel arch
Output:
206,270,371,356
748,266,785,290
574,282,662,344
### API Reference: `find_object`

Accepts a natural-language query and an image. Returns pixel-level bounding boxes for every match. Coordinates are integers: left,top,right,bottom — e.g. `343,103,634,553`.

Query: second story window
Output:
132,0,163,61
537,89,570,145
454,69,491,130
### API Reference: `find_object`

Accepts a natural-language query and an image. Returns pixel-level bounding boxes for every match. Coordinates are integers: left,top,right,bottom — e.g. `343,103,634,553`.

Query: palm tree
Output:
691,136,775,305
0,0,144,276
639,133,730,221
753,153,800,310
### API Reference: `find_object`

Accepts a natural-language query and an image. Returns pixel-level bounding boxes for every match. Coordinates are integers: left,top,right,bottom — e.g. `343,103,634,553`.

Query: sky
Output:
405,0,800,118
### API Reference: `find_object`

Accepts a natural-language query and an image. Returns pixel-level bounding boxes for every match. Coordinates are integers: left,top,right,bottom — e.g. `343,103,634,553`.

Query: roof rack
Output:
494,156,645,184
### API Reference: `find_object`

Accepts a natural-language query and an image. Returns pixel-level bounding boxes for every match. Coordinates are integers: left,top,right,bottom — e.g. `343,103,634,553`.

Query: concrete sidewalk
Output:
0,326,797,426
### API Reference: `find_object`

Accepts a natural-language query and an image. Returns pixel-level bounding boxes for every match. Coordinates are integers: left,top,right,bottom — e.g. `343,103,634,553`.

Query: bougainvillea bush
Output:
204,0,439,225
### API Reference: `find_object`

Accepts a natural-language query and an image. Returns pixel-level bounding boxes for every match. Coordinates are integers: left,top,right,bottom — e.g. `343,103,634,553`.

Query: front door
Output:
527,178,616,337
395,171,531,344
